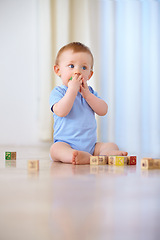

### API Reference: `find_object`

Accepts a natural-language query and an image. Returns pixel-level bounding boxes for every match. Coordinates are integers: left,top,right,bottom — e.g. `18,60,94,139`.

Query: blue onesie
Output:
49,85,101,155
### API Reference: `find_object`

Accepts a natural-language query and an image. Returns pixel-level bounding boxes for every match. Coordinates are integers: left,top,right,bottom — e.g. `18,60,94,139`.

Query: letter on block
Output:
28,160,39,171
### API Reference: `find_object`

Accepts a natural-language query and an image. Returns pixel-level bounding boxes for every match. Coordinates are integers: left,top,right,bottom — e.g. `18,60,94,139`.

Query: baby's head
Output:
54,42,94,85
55,42,94,69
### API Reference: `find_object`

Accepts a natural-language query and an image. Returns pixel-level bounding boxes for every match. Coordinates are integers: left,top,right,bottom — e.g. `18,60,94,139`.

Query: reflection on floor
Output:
0,145,160,240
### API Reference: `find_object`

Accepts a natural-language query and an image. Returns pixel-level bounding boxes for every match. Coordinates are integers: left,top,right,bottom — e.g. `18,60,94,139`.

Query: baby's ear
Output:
54,65,61,76
88,70,93,80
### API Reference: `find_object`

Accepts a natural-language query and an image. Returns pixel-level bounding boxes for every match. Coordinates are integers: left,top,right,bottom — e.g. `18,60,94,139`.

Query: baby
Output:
49,42,127,164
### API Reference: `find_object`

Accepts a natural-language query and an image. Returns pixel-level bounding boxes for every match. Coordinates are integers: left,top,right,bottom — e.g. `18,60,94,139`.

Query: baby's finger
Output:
79,79,83,84
81,79,85,87
83,81,87,88
77,73,82,80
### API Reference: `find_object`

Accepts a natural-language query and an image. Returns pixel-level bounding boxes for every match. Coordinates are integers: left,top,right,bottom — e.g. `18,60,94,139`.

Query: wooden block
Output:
141,158,160,170
114,156,124,166
90,156,107,165
5,152,16,160
141,158,154,169
98,156,107,165
28,160,39,171
127,156,137,165
108,156,114,165
90,156,99,165
153,159,160,168
5,152,11,160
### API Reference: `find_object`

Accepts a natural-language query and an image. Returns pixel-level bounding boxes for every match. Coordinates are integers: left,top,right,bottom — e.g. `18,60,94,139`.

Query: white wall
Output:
0,0,43,145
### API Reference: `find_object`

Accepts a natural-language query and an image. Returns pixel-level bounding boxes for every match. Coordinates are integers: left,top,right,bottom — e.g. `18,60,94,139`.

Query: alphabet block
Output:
114,156,124,166
28,160,39,171
5,152,16,160
127,156,137,165
108,156,114,165
98,156,107,165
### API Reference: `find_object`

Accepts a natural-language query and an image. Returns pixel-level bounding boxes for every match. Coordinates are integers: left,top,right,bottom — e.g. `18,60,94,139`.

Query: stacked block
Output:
141,158,160,170
90,156,107,165
5,152,16,160
28,160,39,171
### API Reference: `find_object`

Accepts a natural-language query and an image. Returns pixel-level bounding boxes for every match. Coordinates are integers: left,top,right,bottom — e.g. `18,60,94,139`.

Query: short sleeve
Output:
49,86,66,112
88,86,102,99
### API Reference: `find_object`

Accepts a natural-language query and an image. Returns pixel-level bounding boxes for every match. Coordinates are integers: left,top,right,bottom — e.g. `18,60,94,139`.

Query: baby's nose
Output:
74,66,81,74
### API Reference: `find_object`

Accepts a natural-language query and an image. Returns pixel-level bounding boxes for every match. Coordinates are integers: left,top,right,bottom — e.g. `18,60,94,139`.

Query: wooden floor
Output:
0,145,160,240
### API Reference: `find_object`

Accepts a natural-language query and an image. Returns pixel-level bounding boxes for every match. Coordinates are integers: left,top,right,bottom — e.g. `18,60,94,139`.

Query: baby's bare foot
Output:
106,150,128,156
72,151,91,165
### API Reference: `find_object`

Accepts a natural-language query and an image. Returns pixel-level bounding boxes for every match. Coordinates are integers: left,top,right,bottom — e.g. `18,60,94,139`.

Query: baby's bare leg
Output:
94,142,128,156
50,142,75,164
50,142,91,165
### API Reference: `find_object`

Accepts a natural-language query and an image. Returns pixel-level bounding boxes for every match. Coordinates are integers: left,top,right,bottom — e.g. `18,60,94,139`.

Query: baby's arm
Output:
80,81,108,116
53,74,82,117
85,93,108,116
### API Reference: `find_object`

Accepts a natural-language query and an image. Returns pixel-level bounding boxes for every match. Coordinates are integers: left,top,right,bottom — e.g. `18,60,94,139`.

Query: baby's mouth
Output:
69,73,82,81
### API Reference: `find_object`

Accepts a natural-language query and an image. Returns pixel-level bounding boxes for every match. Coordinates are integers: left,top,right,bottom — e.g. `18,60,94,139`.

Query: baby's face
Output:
55,50,93,86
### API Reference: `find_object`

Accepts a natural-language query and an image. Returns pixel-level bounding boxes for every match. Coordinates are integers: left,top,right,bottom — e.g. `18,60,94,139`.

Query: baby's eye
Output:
82,66,87,70
68,64,74,68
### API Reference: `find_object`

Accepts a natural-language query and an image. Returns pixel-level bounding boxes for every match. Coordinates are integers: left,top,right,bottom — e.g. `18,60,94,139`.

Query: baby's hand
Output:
80,79,90,99
68,73,83,93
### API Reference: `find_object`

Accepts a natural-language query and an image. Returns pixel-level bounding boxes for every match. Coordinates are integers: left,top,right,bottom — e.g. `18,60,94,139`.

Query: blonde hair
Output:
55,42,94,69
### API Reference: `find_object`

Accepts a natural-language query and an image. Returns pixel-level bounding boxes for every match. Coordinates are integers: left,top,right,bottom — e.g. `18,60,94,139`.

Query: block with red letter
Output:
127,156,137,165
